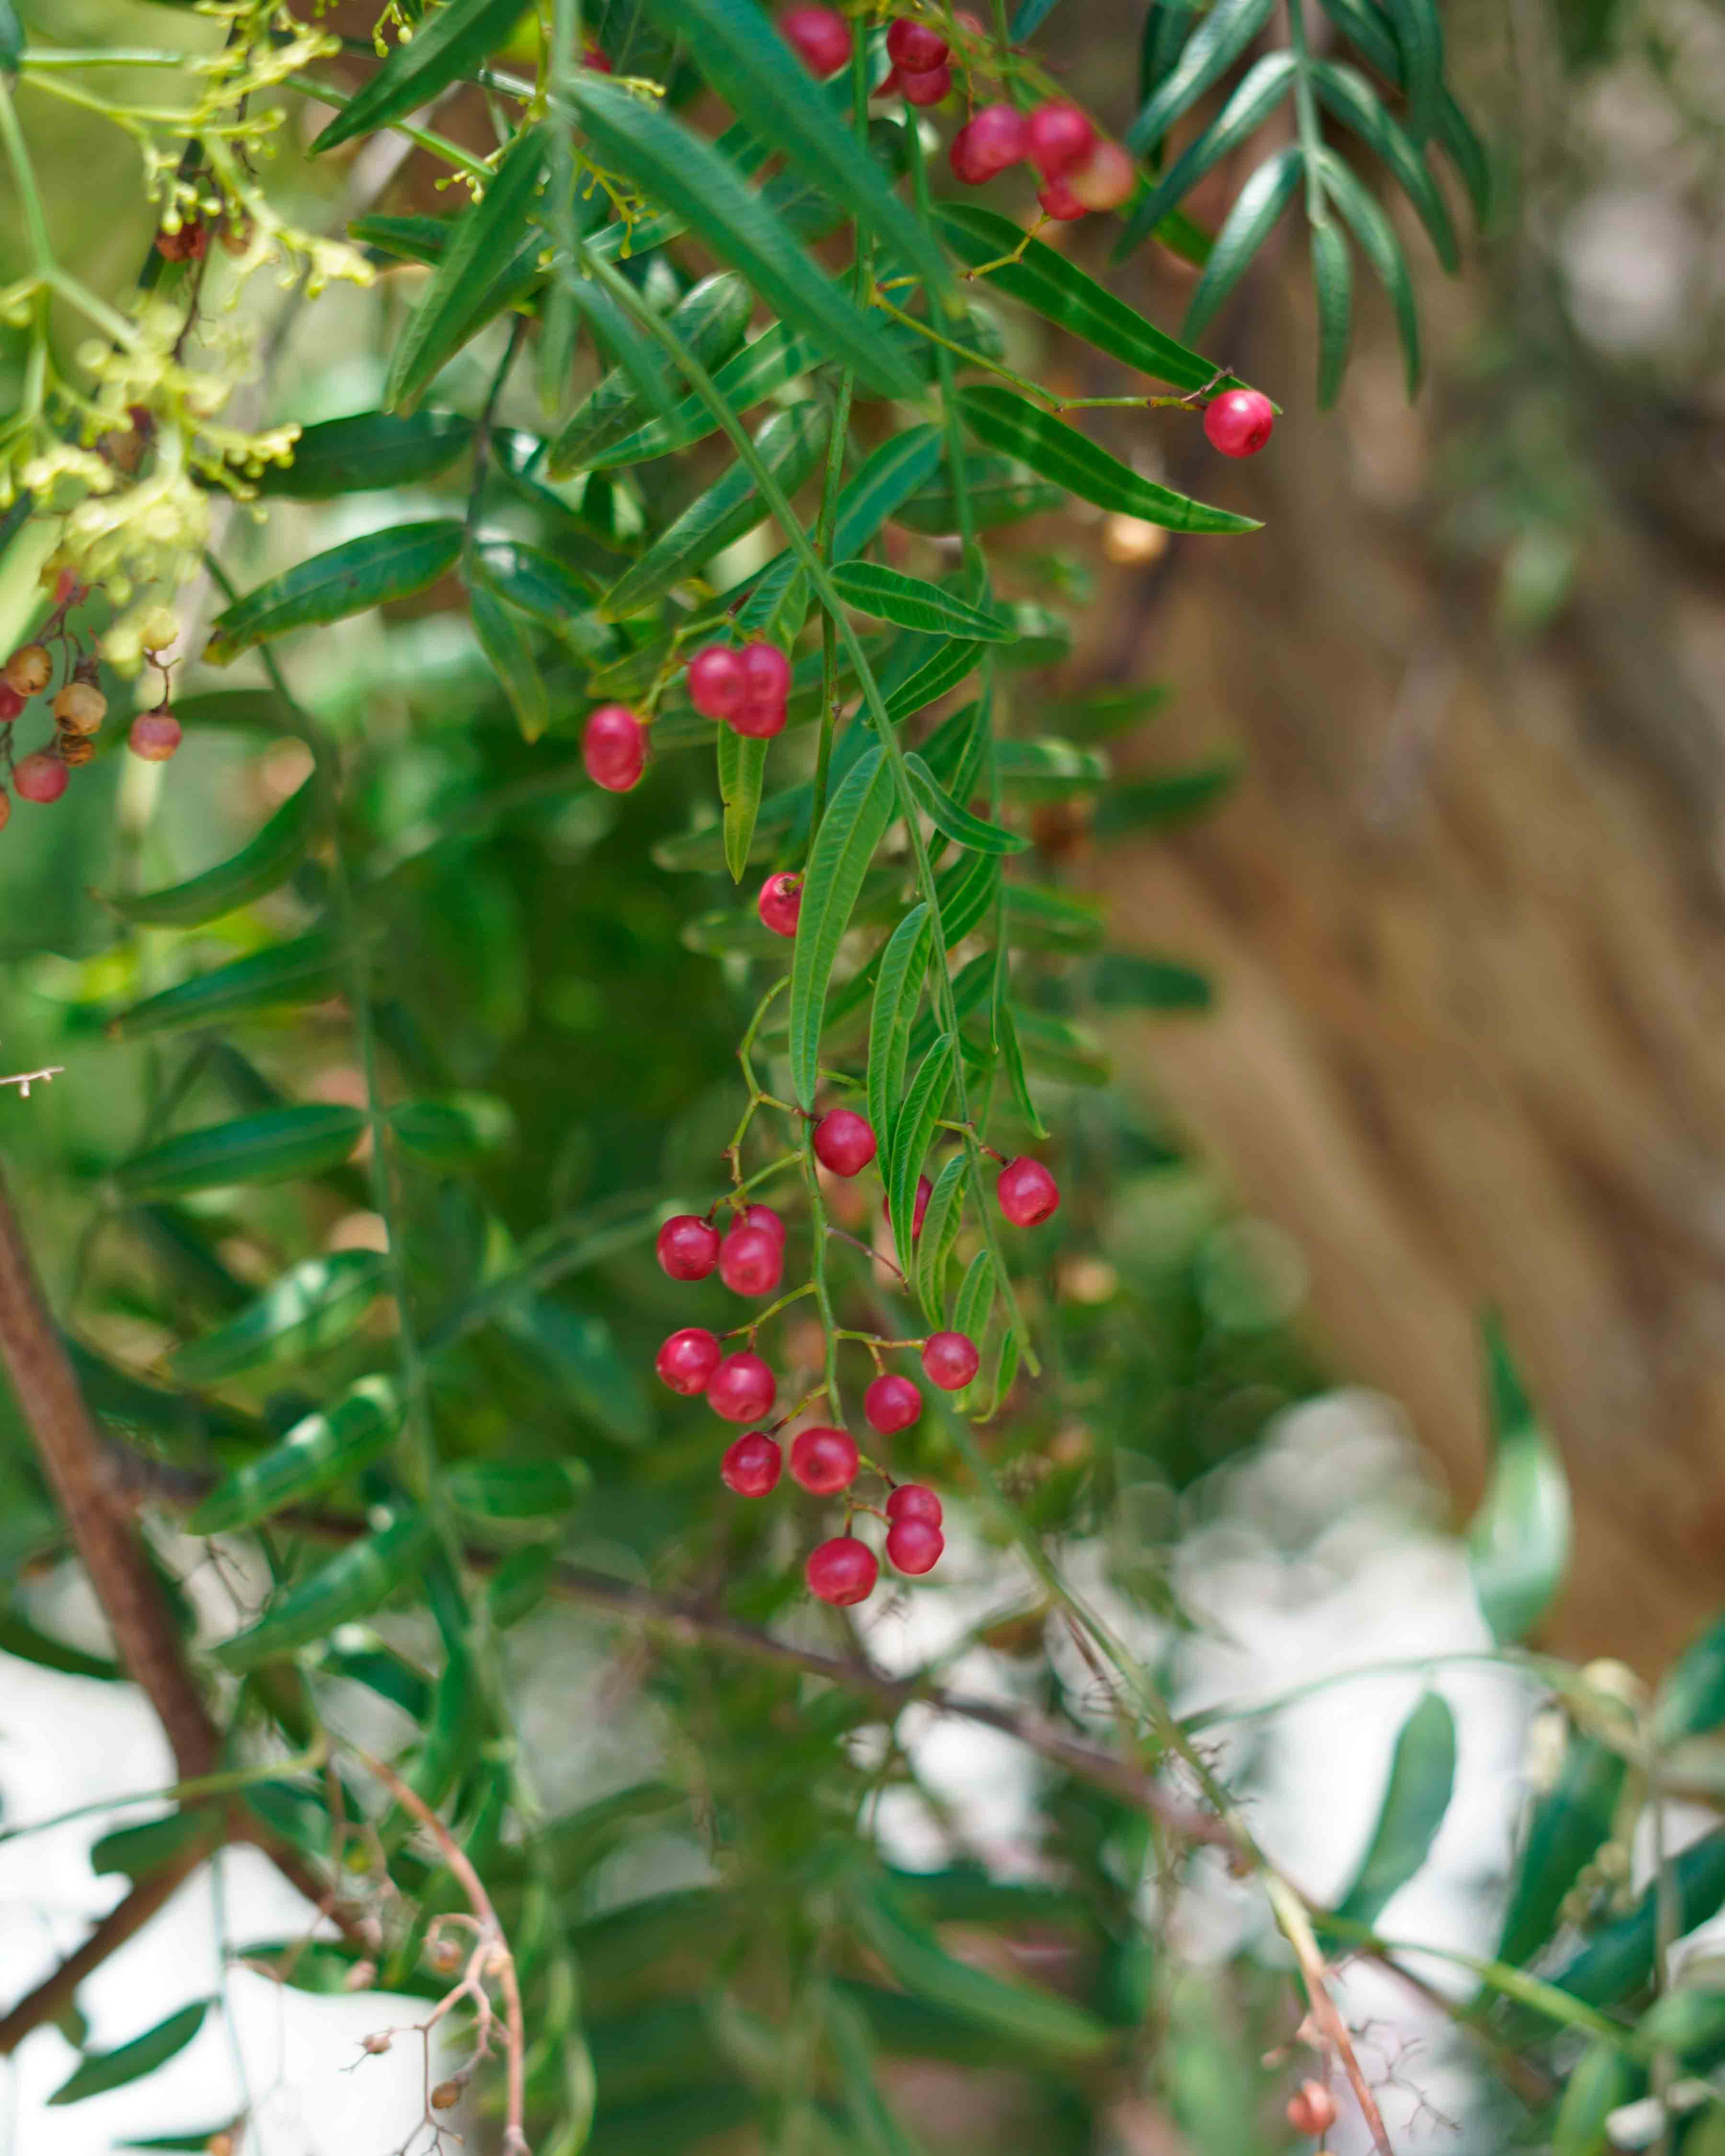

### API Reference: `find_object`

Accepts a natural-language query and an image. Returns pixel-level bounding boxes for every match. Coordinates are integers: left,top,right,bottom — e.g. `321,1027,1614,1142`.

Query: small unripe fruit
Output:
657,1214,721,1281
997,1157,1060,1227
1026,100,1095,179
687,644,747,721
709,1351,776,1423
53,681,106,734
722,1431,782,1496
807,1535,878,1606
1286,2082,1338,2137
743,1204,787,1247
1067,140,1137,211
729,695,788,741
156,220,207,262
758,872,802,938
813,1109,876,1177
899,62,951,105
0,683,24,722
789,1424,859,1494
583,704,645,791
719,1223,783,1297
3,644,50,696
886,18,948,71
966,103,1029,175
128,710,183,762
14,751,67,803
886,1483,942,1526
886,1518,943,1574
922,1330,979,1390
864,1374,922,1436
781,4,852,75
1203,388,1275,458
430,2080,462,2111
1037,177,1087,222
656,1327,722,1395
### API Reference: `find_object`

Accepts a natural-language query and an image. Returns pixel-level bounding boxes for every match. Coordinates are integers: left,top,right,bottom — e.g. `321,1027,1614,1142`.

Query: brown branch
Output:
1266,1874,1398,2156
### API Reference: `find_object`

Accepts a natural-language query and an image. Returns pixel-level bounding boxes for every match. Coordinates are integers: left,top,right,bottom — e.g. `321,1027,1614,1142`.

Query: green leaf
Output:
90,1810,218,1883
390,1094,516,1166
996,1001,1047,1140
1182,146,1304,341
497,1295,652,1447
1465,1317,1571,1644
114,1104,364,1200
469,573,550,743
1312,60,1458,269
549,273,753,474
1655,1618,1725,1749
1332,1693,1455,1926
903,755,1027,856
583,323,821,472
1015,1009,1111,1085
1552,2041,1635,2156
188,1376,404,1534
1495,1734,1627,1970
958,388,1259,536
0,1612,120,1681
1126,0,1276,157
552,267,681,430
1115,54,1298,260
719,730,770,885
1535,1835,1725,2019
993,740,1110,799
490,1543,555,1629
1010,0,1062,34
105,780,316,929
1090,757,1238,835
888,1035,955,1279
884,640,987,724
0,0,20,74
475,542,618,662
311,0,527,151
601,402,830,619
1316,146,1423,394
205,522,463,662
447,1457,591,1523
1003,883,1107,952
170,1252,387,1383
170,688,303,738
895,457,1064,535
952,1246,996,1366
832,563,1017,643
915,1155,967,1327
1310,216,1355,409
1092,952,1213,1011
216,1514,436,1671
867,906,932,1153
933,849,1002,953
1315,0,1490,222
564,77,919,398
48,2002,209,2105
1382,0,1443,139
104,933,341,1042
253,410,474,498
789,746,896,1108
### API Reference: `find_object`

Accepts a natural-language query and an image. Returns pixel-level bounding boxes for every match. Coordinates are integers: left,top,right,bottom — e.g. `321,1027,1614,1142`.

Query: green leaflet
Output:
788,746,896,1108
1092,951,1214,1011
105,780,315,929
952,1249,996,1368
1534,1834,1725,2019
496,1294,652,1447
564,77,918,399
1183,147,1304,341
170,688,303,738
894,457,1065,535
1382,0,1443,140
48,2002,209,2107
1090,757,1238,834
447,1457,592,1523
170,1251,388,1383
216,1513,436,1671
0,1613,120,1682
958,388,1259,537
1317,145,1423,394
831,562,1017,643
205,522,464,662
320,1635,434,1722
105,934,341,1042
888,1035,955,1280
997,1001,1046,1140
996,603,1072,669
1315,0,1490,223
189,1376,403,1533
1331,1693,1456,1926
884,640,986,724
253,410,474,498
934,849,1001,952
994,739,1111,798
903,755,1027,857
584,324,822,472
867,907,932,1154
549,273,753,475
390,1094,517,1166
600,402,830,619
1003,883,1107,953
490,1543,555,1629
551,268,682,433
469,573,549,743
915,1158,968,1328
1115,54,1298,260
401,1634,474,1813
1495,1735,1627,1968
1127,0,1276,156
114,1104,365,1200
1313,60,1459,271
1655,1616,1725,1750
1015,1008,1111,1086
1310,215,1355,410
1552,2043,1635,2156
718,730,770,885
1465,1318,1571,1644
90,1810,218,1882
475,542,618,663
311,0,527,151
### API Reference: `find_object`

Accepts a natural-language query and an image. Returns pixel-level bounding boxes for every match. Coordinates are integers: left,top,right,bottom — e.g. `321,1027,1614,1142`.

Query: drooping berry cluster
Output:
686,641,794,740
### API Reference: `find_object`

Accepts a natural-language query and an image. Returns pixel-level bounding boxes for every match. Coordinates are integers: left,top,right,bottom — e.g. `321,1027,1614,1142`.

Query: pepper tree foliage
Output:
5,2,1725,2154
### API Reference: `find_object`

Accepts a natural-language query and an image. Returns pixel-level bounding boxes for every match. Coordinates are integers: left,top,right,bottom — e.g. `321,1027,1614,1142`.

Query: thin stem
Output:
1286,0,1330,225
21,47,191,67
0,80,54,274
904,121,980,582
284,75,493,180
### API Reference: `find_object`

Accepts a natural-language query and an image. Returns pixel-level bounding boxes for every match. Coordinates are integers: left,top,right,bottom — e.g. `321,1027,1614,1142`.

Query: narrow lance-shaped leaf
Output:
311,0,528,151
719,730,769,885
868,907,932,1152
1312,59,1458,270
889,1036,955,1281
170,1251,388,1384
1091,758,1238,835
904,754,1028,857
996,1000,1047,1141
585,323,822,472
895,458,1065,535
106,780,316,929
469,574,549,744
1115,53,1298,260
916,1155,968,1328
216,1513,436,1671
1465,1316,1571,1644
1331,1692,1456,1926
1310,215,1355,410
446,1457,592,1523
1382,0,1443,140
550,266,681,430
1315,0,1490,222
1127,0,1276,156
885,641,987,725
1317,146,1423,395
952,1249,996,1365
105,934,342,1043
549,273,753,475
188,1376,404,1535
789,746,896,1108
254,411,475,499
1093,951,1214,1012
114,1105,365,1201
1182,146,1304,341
1494,1734,1627,1971
833,563,1017,643
1552,2042,1635,2156
48,2002,209,2107
476,543,618,664
390,1095,516,1167
205,523,464,663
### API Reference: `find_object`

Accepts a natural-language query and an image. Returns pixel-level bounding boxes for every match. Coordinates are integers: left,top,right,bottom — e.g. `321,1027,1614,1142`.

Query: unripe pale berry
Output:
886,1517,943,1575
922,1330,979,1390
719,1223,783,1297
687,644,747,721
729,695,788,741
997,1156,1060,1227
789,1424,859,1494
657,1214,721,1281
1286,2082,1338,2137
721,1431,782,1496
864,1373,921,1436
806,1535,878,1606
1037,177,1087,222
743,1204,787,1247
583,704,645,791
656,1327,722,1395
708,1351,776,1423
813,1109,876,1177
886,18,948,70
14,751,67,803
0,683,24,722
53,681,106,734
128,710,182,762
3,645,50,696
1067,140,1137,211
899,62,951,105
758,872,802,938
781,3,851,75
1026,100,1095,179
966,103,1030,175
886,1483,942,1526
1203,388,1275,458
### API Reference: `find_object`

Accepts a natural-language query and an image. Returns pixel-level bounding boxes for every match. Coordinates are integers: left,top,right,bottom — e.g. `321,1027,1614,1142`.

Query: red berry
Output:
719,1223,783,1297
886,1483,942,1526
886,18,948,70
729,696,788,741
0,682,23,722
877,64,903,95
789,1424,859,1494
1286,2082,1338,2138
583,703,645,791
997,1157,1060,1227
721,1431,782,1496
813,1109,876,1177
14,752,68,803
912,1173,932,1240
740,642,790,705
687,645,746,721
656,1327,722,1395
1026,100,1095,178
864,1374,921,1436
743,1204,787,1246
1037,177,1087,222
922,1331,979,1390
657,1214,721,1281
949,126,990,186
886,1518,943,1575
806,1535,878,1605
127,711,182,762
1203,388,1275,459
966,102,1029,176
758,872,802,938
1067,141,1137,211
583,41,613,70
709,1351,776,1423
781,3,852,75
899,62,951,105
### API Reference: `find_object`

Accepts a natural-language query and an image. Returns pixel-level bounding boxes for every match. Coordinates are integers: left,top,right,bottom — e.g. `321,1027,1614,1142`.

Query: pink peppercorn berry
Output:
922,1331,979,1391
1203,388,1276,458
583,704,645,791
0,682,24,722
807,1535,878,1606
708,1351,776,1423
656,1327,722,1396
13,752,67,803
743,1204,787,1247
1067,141,1137,212
731,642,791,739
719,1222,783,1297
789,1424,859,1495
813,1109,876,1177
583,42,612,70
1286,2083,1339,2138
780,3,851,75
864,1373,921,1436
758,872,802,939
721,1432,782,1497
886,1483,942,1526
687,645,747,722
127,711,182,763
886,1517,943,1575
1026,100,1095,179
886,18,948,70
997,1156,1060,1227
899,63,950,105
657,1214,721,1282
953,103,1027,184
1037,177,1087,222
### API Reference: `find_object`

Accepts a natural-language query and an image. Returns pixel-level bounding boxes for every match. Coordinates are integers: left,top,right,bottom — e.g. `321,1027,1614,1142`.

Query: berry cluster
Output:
686,640,793,739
